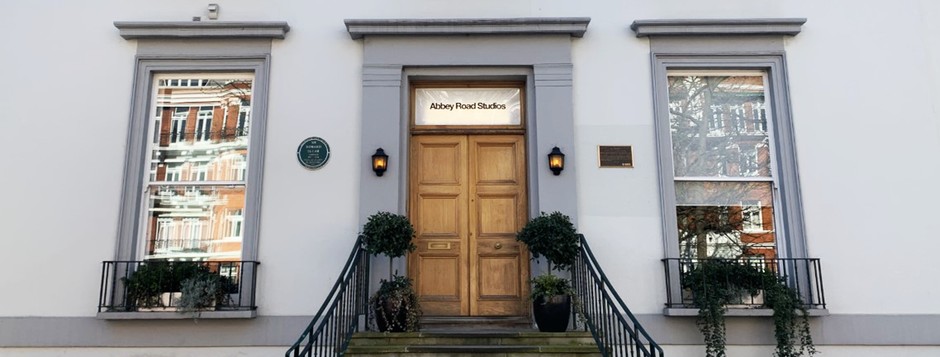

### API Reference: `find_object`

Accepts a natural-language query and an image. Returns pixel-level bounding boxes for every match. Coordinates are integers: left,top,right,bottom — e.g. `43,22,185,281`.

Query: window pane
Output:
144,185,245,260
144,74,253,262
668,74,771,178
675,181,776,259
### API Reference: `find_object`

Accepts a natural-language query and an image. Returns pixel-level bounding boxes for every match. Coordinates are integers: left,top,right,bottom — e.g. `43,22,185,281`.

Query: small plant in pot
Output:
516,211,579,332
177,268,234,319
359,211,421,332
122,261,173,310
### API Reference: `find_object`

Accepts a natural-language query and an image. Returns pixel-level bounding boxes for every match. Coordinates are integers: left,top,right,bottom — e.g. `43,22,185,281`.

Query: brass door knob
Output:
494,243,503,250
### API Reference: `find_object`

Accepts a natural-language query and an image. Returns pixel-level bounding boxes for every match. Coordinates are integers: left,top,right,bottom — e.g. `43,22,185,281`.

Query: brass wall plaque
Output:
598,145,633,168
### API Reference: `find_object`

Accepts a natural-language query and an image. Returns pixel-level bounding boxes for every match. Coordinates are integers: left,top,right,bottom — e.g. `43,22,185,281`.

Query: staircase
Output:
344,316,600,356
286,236,663,357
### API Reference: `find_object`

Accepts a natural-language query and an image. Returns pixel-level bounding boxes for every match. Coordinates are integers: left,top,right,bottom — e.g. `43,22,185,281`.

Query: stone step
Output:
344,344,602,356
345,331,601,356
419,316,534,332
348,331,596,347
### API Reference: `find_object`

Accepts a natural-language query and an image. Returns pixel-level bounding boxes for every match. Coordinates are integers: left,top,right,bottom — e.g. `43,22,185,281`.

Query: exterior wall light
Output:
548,146,565,175
372,148,389,176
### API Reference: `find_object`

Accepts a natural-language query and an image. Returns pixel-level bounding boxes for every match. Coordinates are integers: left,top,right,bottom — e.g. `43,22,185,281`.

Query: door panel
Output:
469,135,528,316
410,136,469,316
410,134,528,316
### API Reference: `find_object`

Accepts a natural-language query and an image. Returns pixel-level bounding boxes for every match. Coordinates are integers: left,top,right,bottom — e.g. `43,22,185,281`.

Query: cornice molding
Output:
345,17,590,39
631,18,805,38
114,21,290,40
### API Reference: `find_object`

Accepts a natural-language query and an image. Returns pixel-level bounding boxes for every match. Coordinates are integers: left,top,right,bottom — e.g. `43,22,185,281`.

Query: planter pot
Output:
373,298,410,332
137,292,181,312
533,294,571,332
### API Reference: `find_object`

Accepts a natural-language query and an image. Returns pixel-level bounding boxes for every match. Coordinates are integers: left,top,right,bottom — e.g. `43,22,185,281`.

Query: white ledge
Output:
345,17,590,39
97,310,257,320
664,307,829,317
114,21,290,40
631,18,805,38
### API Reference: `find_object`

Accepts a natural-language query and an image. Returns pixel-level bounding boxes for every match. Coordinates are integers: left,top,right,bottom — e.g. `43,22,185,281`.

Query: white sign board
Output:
415,88,522,126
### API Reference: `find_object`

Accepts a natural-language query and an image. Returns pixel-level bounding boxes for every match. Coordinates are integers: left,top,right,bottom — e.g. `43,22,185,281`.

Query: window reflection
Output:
668,73,777,259
144,76,252,261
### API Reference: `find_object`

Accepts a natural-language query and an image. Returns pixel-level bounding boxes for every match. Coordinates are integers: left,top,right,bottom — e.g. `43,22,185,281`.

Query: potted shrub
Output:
123,261,173,311
177,269,233,319
359,211,421,332
123,261,230,314
515,211,579,332
682,260,816,357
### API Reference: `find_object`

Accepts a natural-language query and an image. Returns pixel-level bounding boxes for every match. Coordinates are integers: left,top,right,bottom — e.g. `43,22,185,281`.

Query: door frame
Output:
357,65,579,303
407,81,530,316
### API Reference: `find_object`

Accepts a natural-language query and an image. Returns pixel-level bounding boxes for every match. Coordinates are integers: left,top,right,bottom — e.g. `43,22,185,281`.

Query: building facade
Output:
2,1,940,356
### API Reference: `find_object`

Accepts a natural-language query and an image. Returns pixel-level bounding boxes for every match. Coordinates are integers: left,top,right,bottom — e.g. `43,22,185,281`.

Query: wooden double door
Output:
408,134,529,316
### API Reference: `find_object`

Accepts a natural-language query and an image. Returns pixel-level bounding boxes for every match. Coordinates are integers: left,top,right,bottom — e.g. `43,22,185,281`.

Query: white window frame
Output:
654,57,806,261
115,58,270,266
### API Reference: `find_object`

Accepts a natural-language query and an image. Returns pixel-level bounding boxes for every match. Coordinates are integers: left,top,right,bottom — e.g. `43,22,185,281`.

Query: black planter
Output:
533,294,571,332
373,298,410,332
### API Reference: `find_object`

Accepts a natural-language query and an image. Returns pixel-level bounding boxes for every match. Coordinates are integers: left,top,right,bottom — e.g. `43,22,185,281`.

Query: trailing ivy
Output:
682,260,816,357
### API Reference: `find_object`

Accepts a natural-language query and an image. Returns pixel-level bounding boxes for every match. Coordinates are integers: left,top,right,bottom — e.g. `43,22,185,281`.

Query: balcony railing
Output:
662,258,825,310
98,260,259,313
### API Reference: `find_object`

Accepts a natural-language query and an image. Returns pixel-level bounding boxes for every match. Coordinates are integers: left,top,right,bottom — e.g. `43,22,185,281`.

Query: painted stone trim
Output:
663,308,830,317
631,18,805,38
345,17,590,39
114,21,291,40
2,314,938,347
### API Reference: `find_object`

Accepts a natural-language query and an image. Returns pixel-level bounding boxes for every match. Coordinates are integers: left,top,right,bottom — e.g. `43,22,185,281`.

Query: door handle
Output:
494,243,503,250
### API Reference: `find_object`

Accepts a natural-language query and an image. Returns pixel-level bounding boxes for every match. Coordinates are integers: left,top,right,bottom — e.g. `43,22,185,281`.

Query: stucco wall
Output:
0,0,938,347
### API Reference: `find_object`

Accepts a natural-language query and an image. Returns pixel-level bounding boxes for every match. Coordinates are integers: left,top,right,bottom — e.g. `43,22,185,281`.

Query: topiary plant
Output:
515,211,579,272
516,211,580,332
359,211,421,332
358,211,416,279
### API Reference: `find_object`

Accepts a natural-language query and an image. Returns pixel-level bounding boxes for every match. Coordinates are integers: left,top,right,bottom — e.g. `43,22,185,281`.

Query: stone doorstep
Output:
344,344,601,355
345,331,601,356
348,331,596,347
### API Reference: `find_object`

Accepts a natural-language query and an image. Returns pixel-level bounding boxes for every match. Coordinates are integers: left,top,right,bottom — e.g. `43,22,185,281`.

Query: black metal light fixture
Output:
548,146,565,175
372,148,389,176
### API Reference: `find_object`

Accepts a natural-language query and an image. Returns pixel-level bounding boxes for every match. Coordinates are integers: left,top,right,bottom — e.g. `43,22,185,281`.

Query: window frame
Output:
115,58,270,264
653,55,807,261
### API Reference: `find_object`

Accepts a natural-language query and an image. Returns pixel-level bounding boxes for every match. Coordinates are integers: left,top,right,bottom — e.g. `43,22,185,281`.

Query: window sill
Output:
663,307,829,317
97,310,256,320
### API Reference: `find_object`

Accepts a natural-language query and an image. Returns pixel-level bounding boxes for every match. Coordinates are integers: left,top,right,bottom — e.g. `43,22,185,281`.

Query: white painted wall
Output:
5,345,940,357
0,0,938,324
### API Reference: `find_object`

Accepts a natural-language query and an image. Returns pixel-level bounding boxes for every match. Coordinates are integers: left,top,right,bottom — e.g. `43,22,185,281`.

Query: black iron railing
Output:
572,235,664,357
98,260,259,312
662,257,825,309
286,237,370,357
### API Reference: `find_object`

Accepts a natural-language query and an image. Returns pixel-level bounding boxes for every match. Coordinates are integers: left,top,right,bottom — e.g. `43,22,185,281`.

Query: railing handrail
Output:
662,257,826,310
574,234,664,357
286,236,370,357
97,260,260,313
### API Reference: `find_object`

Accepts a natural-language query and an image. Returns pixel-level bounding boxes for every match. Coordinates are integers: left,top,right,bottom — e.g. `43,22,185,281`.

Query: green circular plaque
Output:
297,137,330,170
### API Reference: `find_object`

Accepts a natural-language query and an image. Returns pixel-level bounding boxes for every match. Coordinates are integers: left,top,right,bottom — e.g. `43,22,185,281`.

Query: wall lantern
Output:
372,148,389,176
548,146,565,175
